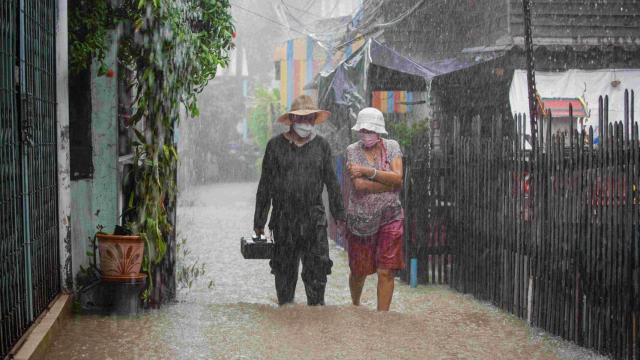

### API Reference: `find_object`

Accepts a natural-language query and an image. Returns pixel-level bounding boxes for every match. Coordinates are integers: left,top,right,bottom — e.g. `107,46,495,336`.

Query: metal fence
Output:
405,93,639,359
1,0,59,357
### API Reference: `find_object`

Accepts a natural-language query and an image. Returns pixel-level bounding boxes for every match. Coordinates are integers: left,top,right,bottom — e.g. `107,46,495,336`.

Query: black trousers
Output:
269,218,333,306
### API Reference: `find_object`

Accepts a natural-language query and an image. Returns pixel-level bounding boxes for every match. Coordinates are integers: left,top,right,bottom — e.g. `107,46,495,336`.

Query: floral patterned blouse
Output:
345,138,404,237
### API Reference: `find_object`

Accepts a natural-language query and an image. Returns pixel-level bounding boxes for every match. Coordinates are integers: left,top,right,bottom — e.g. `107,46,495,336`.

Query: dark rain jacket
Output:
254,134,345,246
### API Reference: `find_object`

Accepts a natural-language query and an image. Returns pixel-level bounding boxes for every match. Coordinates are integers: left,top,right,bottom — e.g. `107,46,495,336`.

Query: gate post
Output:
56,0,73,291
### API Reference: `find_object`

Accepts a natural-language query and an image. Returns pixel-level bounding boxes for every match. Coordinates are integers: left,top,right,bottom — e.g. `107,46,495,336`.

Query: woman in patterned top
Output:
345,107,404,311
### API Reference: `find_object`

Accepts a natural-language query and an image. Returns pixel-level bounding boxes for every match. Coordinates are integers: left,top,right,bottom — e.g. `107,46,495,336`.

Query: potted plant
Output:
97,225,145,281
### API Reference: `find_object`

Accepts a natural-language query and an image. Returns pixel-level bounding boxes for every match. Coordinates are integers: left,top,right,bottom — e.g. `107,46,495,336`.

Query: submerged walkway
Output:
48,183,605,359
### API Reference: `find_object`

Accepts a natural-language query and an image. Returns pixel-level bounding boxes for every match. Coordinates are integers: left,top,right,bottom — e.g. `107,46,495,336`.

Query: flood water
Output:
47,183,607,359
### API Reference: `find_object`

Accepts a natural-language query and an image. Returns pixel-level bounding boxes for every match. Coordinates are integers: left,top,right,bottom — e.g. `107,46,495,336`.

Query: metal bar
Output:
24,0,59,318
405,104,638,357
0,0,30,357
625,90,630,143
1,0,59,356
19,0,34,324
522,0,538,149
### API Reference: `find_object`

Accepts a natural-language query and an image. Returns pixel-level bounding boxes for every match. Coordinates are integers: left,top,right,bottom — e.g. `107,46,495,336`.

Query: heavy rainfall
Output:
1,0,638,359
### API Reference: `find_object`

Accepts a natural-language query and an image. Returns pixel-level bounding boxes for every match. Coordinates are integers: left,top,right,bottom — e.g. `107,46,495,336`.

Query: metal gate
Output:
1,0,59,357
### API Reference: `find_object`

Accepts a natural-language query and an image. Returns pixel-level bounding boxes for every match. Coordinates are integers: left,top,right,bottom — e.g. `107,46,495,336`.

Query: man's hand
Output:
254,227,264,236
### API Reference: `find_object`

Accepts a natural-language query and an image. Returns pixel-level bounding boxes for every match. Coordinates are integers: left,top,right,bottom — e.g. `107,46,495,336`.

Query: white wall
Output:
510,69,640,142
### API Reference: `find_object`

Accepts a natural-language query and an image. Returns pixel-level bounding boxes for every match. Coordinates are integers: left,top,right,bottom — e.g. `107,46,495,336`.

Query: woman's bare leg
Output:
376,269,395,311
349,272,367,306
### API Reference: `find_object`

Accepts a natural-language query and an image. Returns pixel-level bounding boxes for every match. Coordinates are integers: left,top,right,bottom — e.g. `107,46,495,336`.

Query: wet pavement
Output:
48,183,607,359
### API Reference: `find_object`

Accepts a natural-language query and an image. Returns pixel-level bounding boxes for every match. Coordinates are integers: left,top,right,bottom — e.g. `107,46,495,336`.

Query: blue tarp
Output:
367,39,440,78
318,38,494,108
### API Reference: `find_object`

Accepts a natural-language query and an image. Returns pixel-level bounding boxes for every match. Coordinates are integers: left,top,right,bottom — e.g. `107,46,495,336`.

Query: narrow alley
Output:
2,1,639,359
46,183,604,359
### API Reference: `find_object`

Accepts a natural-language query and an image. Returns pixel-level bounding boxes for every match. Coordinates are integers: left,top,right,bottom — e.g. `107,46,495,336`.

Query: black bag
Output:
240,235,274,259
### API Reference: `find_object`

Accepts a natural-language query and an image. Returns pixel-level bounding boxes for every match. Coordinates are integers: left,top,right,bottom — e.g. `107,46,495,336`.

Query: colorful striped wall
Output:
274,36,365,110
371,91,414,113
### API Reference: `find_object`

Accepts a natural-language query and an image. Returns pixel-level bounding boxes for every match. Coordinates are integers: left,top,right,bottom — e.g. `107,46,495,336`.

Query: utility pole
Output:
522,0,537,148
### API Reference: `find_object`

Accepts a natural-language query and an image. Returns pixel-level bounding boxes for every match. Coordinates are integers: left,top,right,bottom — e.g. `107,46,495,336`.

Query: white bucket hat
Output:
351,107,388,135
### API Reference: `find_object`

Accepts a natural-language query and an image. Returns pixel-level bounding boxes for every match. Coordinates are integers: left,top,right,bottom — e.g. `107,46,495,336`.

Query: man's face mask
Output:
292,122,314,138
290,113,316,138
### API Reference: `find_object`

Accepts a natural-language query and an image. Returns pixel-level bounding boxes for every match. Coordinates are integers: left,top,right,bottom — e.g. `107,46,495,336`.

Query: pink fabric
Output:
347,220,405,276
358,132,380,148
345,138,403,237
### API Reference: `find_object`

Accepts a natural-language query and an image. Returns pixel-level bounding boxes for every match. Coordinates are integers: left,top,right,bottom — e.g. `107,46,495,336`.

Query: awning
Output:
541,98,588,118
367,39,439,78
318,38,497,108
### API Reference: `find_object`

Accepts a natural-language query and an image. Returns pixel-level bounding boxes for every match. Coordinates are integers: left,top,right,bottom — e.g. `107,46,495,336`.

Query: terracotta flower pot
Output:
97,234,144,281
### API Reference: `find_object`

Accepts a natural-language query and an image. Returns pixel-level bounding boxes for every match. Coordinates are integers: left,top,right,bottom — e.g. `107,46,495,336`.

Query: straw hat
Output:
351,107,388,135
277,95,331,125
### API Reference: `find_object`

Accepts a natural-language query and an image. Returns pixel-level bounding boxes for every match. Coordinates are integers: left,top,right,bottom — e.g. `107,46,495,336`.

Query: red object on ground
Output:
106,69,115,78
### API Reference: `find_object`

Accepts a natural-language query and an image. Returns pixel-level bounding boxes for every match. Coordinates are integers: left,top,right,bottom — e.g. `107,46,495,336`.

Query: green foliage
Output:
176,237,211,290
69,0,116,75
70,0,234,299
387,119,429,150
75,225,106,290
247,87,281,153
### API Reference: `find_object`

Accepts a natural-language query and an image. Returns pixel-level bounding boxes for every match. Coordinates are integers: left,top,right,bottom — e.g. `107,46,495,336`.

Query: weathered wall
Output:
70,34,119,284
56,0,72,291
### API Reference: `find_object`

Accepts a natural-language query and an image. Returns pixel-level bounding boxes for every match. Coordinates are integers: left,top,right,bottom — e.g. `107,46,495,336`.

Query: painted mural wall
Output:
273,36,365,110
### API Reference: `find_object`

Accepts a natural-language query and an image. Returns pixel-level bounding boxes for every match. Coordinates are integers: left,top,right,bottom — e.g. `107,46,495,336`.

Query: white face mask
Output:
292,122,315,138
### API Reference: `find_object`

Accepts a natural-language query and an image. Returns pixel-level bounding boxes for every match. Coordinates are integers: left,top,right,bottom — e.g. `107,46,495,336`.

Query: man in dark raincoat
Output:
254,95,345,306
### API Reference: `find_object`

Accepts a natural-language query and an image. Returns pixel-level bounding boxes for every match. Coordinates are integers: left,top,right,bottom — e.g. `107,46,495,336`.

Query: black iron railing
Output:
1,0,59,357
405,93,639,359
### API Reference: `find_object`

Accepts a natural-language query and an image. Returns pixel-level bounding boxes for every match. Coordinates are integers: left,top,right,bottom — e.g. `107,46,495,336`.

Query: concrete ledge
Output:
10,293,73,360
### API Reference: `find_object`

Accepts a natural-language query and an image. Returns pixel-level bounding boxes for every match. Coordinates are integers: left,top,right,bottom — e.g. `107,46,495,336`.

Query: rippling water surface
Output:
47,183,607,360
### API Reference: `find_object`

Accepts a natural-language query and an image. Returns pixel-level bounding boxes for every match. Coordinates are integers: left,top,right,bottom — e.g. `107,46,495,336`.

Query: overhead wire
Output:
334,0,425,51
276,0,353,52
279,0,327,32
300,0,315,13
279,0,317,30
230,2,307,36
324,0,341,19
232,0,422,63
280,0,322,19
278,0,362,40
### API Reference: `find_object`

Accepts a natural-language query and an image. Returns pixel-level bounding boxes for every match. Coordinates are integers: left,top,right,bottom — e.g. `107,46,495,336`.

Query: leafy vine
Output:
68,0,115,75
69,0,234,299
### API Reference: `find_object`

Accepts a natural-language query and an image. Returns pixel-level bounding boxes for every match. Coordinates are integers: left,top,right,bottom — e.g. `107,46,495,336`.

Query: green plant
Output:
75,225,106,290
124,0,233,297
248,87,281,152
247,87,281,170
387,119,429,149
70,0,234,299
176,237,212,290
69,0,118,75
